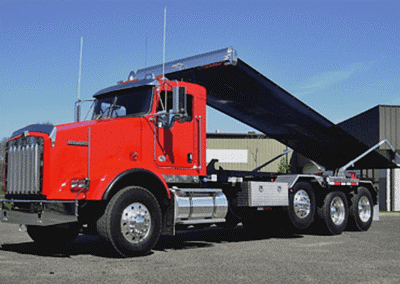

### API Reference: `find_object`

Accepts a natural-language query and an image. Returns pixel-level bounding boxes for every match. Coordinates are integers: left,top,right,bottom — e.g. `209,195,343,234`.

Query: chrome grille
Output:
6,137,43,195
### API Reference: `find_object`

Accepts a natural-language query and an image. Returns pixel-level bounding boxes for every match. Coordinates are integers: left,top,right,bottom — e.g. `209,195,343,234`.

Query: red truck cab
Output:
2,78,210,256
43,78,206,201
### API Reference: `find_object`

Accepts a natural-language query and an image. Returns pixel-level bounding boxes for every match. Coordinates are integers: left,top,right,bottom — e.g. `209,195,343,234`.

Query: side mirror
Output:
157,86,188,129
173,86,187,116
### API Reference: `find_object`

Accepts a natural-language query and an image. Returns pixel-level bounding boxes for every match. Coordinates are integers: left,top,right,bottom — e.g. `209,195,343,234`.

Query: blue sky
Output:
0,0,399,140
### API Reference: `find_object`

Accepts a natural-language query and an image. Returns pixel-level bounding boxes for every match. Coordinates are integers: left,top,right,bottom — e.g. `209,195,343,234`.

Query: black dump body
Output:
130,47,397,171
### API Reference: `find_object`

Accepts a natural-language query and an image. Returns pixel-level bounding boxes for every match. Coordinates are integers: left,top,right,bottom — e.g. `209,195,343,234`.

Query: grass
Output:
379,211,400,214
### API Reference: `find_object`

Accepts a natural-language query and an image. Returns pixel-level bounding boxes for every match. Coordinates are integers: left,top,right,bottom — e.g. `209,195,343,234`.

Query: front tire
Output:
317,191,349,235
96,186,162,257
347,188,373,231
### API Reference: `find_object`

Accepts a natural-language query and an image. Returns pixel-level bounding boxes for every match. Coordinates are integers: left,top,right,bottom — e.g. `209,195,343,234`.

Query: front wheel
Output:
96,186,162,257
317,191,349,235
347,188,373,231
288,182,315,230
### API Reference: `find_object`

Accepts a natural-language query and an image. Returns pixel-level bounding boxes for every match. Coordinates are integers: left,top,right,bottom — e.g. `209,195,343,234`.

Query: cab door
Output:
155,90,197,169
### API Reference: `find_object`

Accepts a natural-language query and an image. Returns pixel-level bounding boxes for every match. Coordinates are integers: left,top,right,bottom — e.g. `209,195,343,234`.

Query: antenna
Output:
162,6,167,80
75,36,83,122
77,36,83,100
145,35,148,67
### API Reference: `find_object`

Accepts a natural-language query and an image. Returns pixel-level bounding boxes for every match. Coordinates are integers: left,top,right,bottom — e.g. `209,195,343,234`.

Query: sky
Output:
0,0,399,140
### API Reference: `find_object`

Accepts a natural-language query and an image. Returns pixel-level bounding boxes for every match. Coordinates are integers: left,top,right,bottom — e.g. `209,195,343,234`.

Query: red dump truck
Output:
1,47,398,256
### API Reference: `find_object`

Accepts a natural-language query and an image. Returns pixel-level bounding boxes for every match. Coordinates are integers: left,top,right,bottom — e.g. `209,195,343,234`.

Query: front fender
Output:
101,168,171,201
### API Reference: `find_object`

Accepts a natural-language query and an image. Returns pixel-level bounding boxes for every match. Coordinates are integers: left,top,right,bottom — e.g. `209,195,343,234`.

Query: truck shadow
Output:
154,225,302,251
0,225,303,258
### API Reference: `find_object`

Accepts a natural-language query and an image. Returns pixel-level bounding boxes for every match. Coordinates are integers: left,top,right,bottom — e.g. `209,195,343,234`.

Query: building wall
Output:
378,106,400,211
339,105,400,211
379,169,388,210
206,133,291,173
379,105,400,150
393,169,400,211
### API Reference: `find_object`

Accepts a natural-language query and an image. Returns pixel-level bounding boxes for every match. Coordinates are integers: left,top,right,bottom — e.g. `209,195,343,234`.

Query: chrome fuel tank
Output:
171,188,228,225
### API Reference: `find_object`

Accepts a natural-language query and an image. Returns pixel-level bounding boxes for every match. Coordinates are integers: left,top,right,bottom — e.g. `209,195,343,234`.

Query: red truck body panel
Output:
37,81,206,201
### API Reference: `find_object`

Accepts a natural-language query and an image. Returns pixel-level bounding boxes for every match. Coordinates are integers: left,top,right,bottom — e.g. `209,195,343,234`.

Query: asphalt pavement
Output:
1,213,400,284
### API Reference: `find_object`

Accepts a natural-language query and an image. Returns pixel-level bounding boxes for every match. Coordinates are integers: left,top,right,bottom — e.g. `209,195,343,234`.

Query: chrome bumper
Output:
1,199,78,226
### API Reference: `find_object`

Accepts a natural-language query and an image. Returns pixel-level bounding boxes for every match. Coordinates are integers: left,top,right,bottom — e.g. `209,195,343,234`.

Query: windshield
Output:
92,86,154,120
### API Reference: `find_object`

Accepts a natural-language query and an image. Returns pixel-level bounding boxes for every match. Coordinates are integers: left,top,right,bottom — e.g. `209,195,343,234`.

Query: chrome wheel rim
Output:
121,203,151,244
330,197,345,225
293,189,311,219
358,196,371,223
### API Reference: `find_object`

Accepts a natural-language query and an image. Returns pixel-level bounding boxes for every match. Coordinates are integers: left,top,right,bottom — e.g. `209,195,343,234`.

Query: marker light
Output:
70,179,87,192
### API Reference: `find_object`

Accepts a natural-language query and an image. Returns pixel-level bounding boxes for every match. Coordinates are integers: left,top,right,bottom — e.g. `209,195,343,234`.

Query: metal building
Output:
206,132,291,173
338,105,400,211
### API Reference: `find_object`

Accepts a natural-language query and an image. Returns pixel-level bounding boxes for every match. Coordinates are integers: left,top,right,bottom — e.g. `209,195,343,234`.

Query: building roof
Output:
206,132,268,139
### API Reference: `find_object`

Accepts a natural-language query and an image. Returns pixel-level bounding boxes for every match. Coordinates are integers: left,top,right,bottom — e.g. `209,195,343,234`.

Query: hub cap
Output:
358,196,372,223
330,197,345,225
121,203,151,244
293,190,311,219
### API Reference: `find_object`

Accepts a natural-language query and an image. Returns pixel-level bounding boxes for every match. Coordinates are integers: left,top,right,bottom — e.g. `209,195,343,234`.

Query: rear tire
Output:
347,188,373,231
96,186,162,257
317,191,348,235
288,182,315,230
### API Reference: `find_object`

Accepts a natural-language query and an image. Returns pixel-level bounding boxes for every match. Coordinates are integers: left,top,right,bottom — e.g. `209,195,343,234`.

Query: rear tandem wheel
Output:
347,187,373,231
317,191,349,235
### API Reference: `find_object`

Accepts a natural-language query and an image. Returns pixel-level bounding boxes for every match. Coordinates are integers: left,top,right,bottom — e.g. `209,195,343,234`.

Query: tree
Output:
277,157,291,174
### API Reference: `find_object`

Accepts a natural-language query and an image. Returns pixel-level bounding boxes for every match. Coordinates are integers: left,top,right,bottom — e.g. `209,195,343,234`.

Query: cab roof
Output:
93,79,159,98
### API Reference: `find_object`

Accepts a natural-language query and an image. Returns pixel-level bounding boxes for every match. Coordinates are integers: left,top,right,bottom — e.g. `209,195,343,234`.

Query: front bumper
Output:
1,199,78,226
